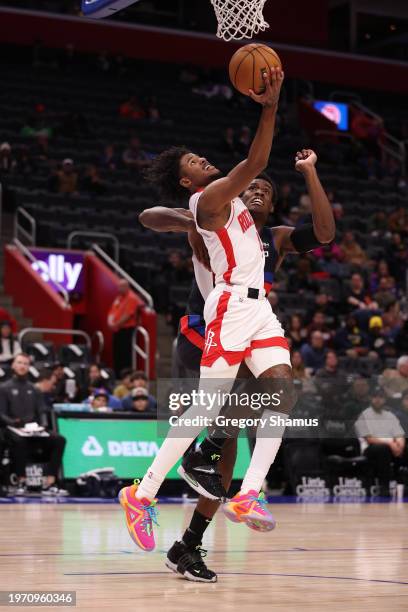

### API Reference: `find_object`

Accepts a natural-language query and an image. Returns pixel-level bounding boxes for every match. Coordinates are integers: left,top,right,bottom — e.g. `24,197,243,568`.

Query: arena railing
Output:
14,207,36,246
67,231,120,264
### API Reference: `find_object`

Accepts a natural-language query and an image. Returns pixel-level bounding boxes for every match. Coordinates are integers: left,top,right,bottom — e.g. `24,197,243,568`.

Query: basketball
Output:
229,44,282,96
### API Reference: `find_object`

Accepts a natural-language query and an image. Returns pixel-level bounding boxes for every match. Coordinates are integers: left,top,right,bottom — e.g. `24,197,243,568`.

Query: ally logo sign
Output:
30,250,85,293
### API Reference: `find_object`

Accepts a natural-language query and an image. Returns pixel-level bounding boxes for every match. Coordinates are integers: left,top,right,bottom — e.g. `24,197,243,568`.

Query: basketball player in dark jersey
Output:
139,149,333,582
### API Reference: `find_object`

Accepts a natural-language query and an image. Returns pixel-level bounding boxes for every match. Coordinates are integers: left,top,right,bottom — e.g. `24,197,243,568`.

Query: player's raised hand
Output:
295,149,318,173
248,67,284,108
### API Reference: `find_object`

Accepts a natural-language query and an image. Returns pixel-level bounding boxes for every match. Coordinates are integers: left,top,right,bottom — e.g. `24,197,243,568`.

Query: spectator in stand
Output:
333,315,369,358
113,368,134,399
373,277,397,310
219,127,238,157
267,291,284,323
121,371,157,411
339,231,368,268
88,388,111,412
387,233,407,287
315,350,347,398
81,164,107,196
121,387,155,415
307,311,332,343
382,301,403,341
288,258,316,294
50,362,67,403
107,280,138,377
291,351,310,380
287,314,308,351
360,153,384,181
367,315,390,360
306,292,339,328
31,132,50,162
0,354,66,496
369,211,389,238
379,355,408,399
285,206,302,228
122,136,151,173
393,389,408,435
100,144,120,171
0,322,21,364
300,331,327,373
370,260,391,293
15,145,35,176
388,206,408,234
80,363,109,400
0,142,16,173
355,386,406,498
342,272,377,314
35,368,57,425
48,159,79,195
119,95,146,120
344,377,371,419
313,244,345,277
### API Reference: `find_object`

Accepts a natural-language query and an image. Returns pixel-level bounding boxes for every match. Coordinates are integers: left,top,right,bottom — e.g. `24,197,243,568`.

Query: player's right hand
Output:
248,67,284,108
188,228,211,271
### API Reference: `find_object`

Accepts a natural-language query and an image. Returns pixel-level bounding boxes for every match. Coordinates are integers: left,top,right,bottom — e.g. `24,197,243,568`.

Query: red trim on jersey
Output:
245,336,290,357
215,227,236,285
225,201,235,230
201,291,246,367
180,315,205,350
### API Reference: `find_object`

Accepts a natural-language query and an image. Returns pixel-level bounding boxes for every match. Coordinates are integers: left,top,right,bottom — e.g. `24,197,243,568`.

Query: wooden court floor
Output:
0,501,407,611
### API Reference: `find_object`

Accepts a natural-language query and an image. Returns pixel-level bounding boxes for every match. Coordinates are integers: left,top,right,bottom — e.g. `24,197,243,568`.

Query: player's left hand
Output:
295,149,318,173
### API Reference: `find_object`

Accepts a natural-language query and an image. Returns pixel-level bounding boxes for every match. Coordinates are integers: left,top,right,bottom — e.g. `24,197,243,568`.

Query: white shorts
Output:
201,285,291,377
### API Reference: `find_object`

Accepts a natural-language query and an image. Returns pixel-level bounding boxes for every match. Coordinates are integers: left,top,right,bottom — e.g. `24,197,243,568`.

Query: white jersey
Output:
189,192,265,291
192,254,214,301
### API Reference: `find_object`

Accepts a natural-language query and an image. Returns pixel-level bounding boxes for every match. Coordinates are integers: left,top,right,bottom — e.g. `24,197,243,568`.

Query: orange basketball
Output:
229,44,282,96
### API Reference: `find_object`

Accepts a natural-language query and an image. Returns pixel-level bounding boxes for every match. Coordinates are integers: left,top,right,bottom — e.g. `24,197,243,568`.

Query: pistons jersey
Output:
189,192,265,292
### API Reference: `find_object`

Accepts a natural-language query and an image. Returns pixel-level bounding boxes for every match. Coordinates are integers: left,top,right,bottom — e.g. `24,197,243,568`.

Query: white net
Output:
210,0,269,41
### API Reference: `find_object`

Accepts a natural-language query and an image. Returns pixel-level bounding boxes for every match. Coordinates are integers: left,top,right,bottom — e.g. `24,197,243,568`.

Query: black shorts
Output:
176,332,202,376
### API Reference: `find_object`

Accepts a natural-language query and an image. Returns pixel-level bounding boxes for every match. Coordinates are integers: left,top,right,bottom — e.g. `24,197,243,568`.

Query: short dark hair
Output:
144,146,190,201
120,367,133,379
38,368,54,382
131,370,147,382
256,171,277,204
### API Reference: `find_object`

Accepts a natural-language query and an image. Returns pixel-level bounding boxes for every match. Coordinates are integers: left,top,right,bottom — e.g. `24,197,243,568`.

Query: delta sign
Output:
29,250,85,294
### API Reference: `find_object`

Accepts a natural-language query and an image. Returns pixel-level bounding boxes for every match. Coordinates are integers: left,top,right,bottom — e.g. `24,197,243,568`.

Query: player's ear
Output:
180,176,191,190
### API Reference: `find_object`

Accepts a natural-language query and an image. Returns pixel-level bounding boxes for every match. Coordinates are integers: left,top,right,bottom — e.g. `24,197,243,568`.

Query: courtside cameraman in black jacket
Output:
0,353,66,495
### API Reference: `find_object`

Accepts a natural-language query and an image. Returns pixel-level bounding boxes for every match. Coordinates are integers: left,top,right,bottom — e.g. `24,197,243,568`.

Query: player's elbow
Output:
316,227,336,244
138,210,153,228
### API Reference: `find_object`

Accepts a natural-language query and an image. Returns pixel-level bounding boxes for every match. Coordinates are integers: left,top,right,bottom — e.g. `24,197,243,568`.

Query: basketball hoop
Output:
210,0,269,41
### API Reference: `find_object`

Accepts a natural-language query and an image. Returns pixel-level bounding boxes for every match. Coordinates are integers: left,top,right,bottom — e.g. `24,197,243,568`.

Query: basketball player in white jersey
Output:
139,157,334,581
118,68,335,553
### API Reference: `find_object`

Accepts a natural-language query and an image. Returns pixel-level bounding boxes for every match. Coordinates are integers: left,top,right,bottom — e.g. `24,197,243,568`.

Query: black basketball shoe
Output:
177,449,227,501
165,540,217,583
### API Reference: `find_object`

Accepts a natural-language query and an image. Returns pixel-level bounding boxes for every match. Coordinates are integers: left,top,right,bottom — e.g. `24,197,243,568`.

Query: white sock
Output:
135,437,193,500
136,358,240,501
241,410,285,494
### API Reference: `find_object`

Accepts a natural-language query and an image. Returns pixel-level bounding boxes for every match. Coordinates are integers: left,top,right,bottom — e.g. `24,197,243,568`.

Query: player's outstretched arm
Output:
199,67,284,214
295,149,335,243
274,149,336,255
139,207,195,232
139,207,211,270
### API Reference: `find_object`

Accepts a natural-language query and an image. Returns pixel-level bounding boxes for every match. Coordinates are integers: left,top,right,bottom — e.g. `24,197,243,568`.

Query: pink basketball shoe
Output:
118,480,158,551
222,490,276,532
